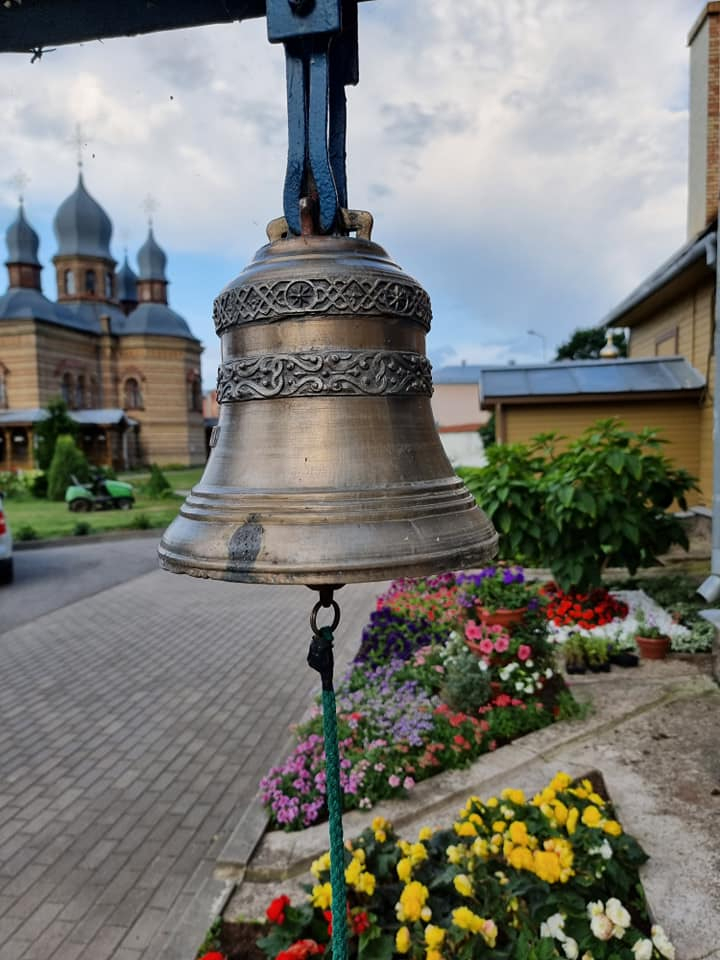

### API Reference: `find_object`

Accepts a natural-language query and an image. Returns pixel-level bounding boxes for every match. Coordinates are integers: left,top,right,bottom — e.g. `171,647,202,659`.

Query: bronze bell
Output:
159,210,497,585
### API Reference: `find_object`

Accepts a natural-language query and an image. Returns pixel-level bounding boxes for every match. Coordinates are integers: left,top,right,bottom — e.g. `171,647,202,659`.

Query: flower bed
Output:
244,772,676,960
260,573,577,832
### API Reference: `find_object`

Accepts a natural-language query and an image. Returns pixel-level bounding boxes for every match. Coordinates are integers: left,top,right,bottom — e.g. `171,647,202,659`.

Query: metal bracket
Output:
267,0,358,235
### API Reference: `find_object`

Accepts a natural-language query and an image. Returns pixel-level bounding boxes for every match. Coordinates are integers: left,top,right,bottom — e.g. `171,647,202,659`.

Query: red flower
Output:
351,910,371,935
198,953,224,960
276,940,325,960
266,894,291,925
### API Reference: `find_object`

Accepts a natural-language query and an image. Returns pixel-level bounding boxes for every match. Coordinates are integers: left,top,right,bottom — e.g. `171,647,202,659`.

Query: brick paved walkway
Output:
0,567,381,960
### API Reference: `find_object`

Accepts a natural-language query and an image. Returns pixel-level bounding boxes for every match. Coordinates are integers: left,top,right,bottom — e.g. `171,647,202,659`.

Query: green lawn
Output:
5,466,204,541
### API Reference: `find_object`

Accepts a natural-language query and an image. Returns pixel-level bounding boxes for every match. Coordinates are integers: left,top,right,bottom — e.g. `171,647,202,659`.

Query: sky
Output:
0,0,703,387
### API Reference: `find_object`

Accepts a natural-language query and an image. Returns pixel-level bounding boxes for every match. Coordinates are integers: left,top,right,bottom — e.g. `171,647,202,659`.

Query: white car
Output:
0,491,13,585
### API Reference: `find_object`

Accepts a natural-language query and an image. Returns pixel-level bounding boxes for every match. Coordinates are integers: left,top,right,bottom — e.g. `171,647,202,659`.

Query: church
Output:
0,172,206,472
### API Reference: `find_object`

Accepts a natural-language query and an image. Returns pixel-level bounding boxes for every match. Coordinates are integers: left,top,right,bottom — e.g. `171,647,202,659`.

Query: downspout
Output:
698,230,720,600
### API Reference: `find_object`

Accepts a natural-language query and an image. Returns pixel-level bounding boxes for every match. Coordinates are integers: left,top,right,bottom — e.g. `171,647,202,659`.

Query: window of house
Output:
0,367,6,409
124,377,143,410
64,269,76,295
61,371,74,407
85,270,96,295
75,375,86,409
105,271,113,299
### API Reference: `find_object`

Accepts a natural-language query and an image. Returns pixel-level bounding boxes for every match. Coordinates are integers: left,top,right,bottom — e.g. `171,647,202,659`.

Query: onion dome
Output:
6,203,40,266
137,226,167,281
116,254,138,302
53,173,113,258
120,302,196,340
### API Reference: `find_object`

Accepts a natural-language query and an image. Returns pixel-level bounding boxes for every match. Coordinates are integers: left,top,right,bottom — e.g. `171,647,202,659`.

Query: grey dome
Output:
116,255,138,302
0,288,93,332
53,173,113,259
6,203,40,266
120,302,196,339
137,227,167,281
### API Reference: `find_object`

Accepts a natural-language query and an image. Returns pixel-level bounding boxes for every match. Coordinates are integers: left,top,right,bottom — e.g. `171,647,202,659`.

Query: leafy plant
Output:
583,635,609,667
47,434,90,501
15,523,39,541
144,463,172,498
563,633,586,669
441,646,492,713
131,512,153,530
73,520,92,536
456,566,537,612
36,399,78,472
460,419,697,592
633,609,670,641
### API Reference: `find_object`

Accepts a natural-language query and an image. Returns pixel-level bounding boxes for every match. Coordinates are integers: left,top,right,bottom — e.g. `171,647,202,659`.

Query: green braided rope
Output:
318,629,348,960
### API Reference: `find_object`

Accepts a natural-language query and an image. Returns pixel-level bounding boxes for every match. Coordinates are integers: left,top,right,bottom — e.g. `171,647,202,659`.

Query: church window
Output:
189,375,202,413
75,375,86,409
124,377,143,410
64,269,76,295
85,270,96,295
105,271,113,299
61,371,74,407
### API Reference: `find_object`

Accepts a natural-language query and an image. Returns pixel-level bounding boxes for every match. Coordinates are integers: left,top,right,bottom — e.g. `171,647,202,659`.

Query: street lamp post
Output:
527,328,547,361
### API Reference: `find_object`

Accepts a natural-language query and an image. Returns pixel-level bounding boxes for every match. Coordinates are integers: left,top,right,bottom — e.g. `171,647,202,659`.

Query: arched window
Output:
85,270,96,295
123,377,143,410
105,271,113,299
61,371,74,407
75,375,86,409
64,269,76,295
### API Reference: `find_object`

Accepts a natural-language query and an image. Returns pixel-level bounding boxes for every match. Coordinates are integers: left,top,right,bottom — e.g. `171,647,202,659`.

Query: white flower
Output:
540,913,566,940
527,659,534,667
478,660,489,672
545,667,554,678
632,939,653,960
589,840,613,860
590,913,614,941
606,898,631,929
587,901,604,918
651,925,676,960
581,954,594,960
563,938,579,960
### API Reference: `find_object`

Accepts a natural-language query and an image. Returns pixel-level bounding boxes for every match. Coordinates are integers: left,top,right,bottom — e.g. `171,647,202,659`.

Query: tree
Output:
36,399,78,471
554,327,627,361
458,419,697,592
47,434,89,501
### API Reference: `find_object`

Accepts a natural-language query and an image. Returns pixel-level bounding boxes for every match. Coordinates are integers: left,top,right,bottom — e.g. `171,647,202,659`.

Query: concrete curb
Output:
13,526,163,551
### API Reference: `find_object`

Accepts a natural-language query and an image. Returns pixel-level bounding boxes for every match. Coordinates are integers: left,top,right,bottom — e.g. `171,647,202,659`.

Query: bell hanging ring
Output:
159,209,498,585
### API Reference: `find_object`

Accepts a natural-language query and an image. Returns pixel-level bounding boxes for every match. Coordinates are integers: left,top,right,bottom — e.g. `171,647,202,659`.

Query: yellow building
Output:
0,173,205,471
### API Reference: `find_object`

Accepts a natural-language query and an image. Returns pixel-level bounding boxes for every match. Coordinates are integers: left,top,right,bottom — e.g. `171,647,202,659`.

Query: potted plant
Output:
634,609,671,660
583,635,611,673
563,632,587,675
457,566,536,627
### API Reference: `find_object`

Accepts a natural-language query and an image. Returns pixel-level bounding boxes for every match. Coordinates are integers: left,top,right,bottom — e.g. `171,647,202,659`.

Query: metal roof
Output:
479,356,705,402
0,408,136,426
433,365,489,384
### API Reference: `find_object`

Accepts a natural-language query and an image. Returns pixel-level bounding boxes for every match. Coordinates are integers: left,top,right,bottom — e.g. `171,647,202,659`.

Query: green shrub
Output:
47,435,90,501
144,463,172,498
460,418,697,592
73,521,92,537
0,470,29,498
36,399,78,471
15,523,39,541
442,646,492,713
131,512,152,530
31,473,48,498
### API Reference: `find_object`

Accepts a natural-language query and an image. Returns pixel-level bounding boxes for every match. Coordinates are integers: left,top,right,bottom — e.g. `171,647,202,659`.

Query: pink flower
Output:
388,774,401,788
403,776,415,790
518,644,532,661
465,621,483,640
479,638,494,655
494,636,509,653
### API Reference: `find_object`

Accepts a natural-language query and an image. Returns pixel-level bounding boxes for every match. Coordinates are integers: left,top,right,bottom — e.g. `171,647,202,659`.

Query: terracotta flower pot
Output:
478,606,527,628
635,635,671,660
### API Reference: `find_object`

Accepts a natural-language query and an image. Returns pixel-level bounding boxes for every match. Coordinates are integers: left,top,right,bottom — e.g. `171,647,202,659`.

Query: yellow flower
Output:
532,850,561,884
396,881,430,923
397,857,413,883
452,906,484,933
603,819,623,836
446,845,465,865
469,812,485,828
310,852,331,878
419,826,434,842
501,787,526,805
426,950,442,960
550,772,572,792
507,845,534,872
345,857,363,886
589,792,605,806
311,882,332,910
508,821,529,846
420,906,432,922
395,926,411,954
372,815,389,833
486,797,499,808
492,821,507,834
453,874,473,897
356,871,376,896
582,805,602,828
454,821,477,837
352,848,366,864
553,801,568,826
471,838,489,860
500,805,516,821
566,807,579,835
425,925,445,949
410,842,428,865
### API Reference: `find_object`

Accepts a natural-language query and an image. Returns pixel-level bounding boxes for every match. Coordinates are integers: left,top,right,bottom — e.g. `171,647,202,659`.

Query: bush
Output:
73,521,92,537
47,435,90,501
0,470,29,498
36,399,78,471
31,473,48,499
460,418,697,592
15,523,39,541
131,512,152,530
144,463,172,498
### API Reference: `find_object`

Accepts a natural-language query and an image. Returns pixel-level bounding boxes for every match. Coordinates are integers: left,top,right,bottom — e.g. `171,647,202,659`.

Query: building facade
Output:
0,173,205,471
